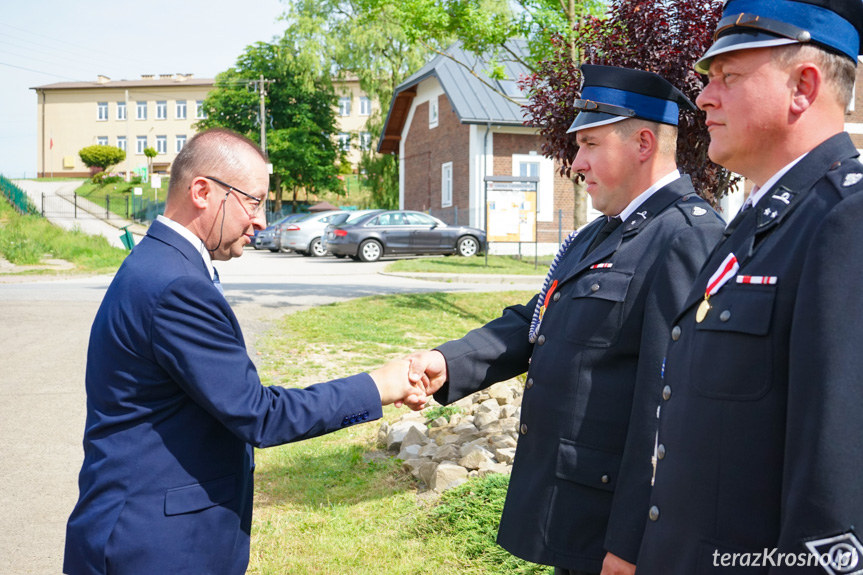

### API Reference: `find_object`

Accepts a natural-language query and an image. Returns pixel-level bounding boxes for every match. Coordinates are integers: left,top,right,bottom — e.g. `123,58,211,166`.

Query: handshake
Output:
369,350,449,410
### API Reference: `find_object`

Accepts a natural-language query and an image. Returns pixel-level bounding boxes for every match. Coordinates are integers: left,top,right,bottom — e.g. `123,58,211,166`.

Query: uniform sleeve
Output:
605,220,724,563
433,294,538,405
775,193,863,563
150,275,382,448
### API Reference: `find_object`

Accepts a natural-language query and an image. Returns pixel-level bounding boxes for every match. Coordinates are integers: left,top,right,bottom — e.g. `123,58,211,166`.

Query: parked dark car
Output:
326,210,486,262
255,213,306,252
321,209,385,257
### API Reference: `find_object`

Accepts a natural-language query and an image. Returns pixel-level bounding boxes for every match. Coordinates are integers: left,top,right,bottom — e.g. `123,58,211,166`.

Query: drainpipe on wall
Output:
40,89,45,178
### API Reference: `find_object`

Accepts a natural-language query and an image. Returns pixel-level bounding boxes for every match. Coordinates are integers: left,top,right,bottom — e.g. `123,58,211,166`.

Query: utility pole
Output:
252,75,275,155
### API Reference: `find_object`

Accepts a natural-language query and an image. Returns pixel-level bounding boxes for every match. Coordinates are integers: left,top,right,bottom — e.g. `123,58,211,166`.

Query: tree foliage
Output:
521,0,738,205
196,39,343,209
78,145,125,171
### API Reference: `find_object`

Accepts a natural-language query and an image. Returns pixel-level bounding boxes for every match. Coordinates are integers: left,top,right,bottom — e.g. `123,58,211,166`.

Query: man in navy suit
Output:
63,128,424,574
406,66,725,575
638,1,863,573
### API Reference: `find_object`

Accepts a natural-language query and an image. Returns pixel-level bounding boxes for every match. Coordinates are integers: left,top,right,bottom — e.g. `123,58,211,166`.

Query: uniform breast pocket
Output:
565,270,633,348
691,287,776,400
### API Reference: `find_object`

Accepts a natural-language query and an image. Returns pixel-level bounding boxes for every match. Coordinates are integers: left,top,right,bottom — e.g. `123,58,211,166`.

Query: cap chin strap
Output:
573,99,637,118
715,13,812,43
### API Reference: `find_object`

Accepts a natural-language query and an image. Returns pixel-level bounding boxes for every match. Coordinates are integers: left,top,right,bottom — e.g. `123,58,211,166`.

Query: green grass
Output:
75,178,168,219
0,197,128,272
385,255,548,275
251,290,550,574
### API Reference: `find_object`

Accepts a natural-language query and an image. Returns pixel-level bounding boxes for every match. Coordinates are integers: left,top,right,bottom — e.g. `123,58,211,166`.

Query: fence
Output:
0,175,39,215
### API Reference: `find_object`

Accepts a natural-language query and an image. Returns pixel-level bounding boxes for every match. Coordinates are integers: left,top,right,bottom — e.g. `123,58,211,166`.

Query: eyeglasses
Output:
203,175,265,215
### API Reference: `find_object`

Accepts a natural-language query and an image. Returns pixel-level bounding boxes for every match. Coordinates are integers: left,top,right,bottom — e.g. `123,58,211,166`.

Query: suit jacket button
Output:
520,423,528,435
591,283,600,292
671,326,681,341
657,444,666,460
601,474,610,484
526,378,534,389
662,385,672,401
720,310,731,322
553,292,561,302
649,506,660,521
537,335,546,345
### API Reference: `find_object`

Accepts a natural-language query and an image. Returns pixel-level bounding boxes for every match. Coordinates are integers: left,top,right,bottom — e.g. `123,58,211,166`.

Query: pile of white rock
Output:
378,379,523,493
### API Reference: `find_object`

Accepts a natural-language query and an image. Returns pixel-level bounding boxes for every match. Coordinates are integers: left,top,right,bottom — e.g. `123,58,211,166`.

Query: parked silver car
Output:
279,210,346,257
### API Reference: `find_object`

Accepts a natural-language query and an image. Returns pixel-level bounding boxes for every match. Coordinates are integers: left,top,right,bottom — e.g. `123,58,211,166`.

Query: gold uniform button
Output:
520,423,528,435
649,506,660,521
662,385,672,401
671,326,681,341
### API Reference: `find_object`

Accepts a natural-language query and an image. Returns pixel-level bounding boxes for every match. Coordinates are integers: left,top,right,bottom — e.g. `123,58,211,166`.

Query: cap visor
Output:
567,112,628,134
695,32,797,74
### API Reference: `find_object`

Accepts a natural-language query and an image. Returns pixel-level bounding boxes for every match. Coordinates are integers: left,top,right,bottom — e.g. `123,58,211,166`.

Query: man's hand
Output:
600,552,636,575
405,350,448,411
369,358,427,408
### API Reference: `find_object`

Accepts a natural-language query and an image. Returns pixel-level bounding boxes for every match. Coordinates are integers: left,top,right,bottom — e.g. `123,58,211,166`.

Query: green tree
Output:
143,147,157,178
197,40,342,212
78,145,126,173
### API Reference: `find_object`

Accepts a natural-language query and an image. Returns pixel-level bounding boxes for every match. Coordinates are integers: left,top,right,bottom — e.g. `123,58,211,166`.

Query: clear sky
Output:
0,0,287,178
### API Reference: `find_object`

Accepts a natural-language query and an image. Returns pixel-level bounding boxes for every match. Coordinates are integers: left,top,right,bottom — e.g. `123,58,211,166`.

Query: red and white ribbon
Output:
590,263,613,269
705,253,739,297
736,275,777,285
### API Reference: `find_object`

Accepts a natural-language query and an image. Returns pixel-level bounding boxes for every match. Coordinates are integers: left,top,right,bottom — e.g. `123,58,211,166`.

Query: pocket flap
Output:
570,270,633,303
695,286,776,336
555,439,622,492
164,475,236,516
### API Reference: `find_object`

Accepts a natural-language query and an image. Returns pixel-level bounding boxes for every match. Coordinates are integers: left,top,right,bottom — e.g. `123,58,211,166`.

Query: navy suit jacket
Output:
434,176,725,571
64,220,382,574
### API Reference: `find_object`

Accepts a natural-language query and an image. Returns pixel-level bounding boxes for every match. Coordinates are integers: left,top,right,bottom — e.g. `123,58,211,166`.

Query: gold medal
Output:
695,298,711,323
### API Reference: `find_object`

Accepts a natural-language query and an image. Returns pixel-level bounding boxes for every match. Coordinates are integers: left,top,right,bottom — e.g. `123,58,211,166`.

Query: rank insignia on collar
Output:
843,173,863,187
804,532,863,575
692,206,707,216
763,207,778,219
757,186,799,229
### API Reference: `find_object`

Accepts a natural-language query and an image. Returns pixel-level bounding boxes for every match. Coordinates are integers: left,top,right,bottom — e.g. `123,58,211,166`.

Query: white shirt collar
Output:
156,215,215,280
742,151,809,215
617,169,681,222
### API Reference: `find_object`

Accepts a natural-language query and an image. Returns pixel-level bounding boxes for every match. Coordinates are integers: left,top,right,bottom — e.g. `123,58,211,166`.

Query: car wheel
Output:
457,236,479,257
334,254,347,259
309,237,327,257
358,239,382,262
268,248,279,253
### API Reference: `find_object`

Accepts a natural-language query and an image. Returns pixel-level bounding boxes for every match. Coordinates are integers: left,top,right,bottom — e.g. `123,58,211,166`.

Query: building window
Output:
176,134,187,153
117,136,126,152
429,98,439,129
338,97,351,117
156,101,167,120
337,132,351,151
195,100,207,119
117,101,126,121
97,102,108,121
441,161,452,208
519,161,539,179
97,136,108,146
136,136,147,154
156,135,167,154
359,97,371,116
136,101,147,120
359,132,372,151
176,100,187,119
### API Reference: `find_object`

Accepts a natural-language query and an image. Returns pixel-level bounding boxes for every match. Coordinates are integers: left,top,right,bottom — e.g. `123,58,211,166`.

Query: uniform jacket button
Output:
671,326,681,341
520,423,528,435
591,283,600,292
662,385,672,400
552,292,561,302
720,310,731,322
537,335,546,345
526,378,534,389
657,444,666,460
601,474,610,484
649,506,660,521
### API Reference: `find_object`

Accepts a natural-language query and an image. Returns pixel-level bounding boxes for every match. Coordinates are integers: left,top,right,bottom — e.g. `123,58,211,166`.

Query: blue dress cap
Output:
695,0,863,74
567,65,695,134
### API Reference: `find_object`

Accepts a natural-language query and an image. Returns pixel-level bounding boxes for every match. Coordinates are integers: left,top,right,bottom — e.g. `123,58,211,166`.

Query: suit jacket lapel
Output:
146,219,211,280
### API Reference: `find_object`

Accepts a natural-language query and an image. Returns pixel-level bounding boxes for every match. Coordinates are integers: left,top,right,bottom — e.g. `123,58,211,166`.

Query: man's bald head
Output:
167,128,267,206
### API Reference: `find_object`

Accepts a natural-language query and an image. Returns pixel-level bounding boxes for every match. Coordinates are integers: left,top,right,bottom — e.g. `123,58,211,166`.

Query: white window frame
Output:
337,132,351,151
338,97,351,117
156,101,167,120
359,97,372,116
175,100,187,119
441,161,453,208
136,136,147,155
136,101,147,120
512,153,554,222
116,136,126,152
97,102,108,121
195,100,207,119
116,101,126,121
359,132,372,151
96,136,108,146
429,98,439,129
156,135,167,154
176,135,187,153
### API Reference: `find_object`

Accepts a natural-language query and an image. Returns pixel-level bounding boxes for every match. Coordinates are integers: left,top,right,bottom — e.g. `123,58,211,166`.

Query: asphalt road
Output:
0,247,541,574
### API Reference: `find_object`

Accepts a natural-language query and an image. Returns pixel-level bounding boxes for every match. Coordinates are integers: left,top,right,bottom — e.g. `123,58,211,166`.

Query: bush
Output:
78,145,126,171
423,405,461,423
91,171,124,184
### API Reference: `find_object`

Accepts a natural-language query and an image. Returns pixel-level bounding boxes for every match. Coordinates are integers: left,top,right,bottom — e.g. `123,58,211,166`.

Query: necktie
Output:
585,216,622,256
213,267,224,295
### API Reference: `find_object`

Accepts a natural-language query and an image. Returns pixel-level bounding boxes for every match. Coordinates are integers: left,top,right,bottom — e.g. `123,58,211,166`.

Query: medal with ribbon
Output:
696,252,739,323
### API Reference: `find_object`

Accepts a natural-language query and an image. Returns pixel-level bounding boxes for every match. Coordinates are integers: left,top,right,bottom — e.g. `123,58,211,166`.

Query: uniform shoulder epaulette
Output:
674,193,720,224
826,157,863,199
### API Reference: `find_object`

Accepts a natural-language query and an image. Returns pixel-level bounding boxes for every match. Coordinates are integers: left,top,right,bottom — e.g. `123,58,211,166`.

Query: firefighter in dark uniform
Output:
405,66,725,575
637,1,863,573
